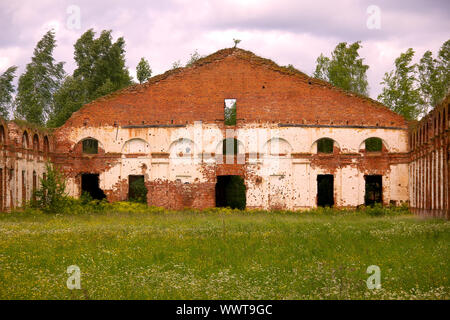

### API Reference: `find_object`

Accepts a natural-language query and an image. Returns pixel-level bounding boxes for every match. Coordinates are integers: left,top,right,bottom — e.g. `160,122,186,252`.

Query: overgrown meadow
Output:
0,202,448,300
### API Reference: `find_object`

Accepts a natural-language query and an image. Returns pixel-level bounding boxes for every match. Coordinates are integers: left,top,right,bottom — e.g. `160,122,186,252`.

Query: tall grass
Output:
0,204,448,300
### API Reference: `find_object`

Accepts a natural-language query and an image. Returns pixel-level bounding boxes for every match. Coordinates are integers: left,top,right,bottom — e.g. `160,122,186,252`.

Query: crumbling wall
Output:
50,120,409,210
409,95,449,218
48,48,410,211
0,119,52,211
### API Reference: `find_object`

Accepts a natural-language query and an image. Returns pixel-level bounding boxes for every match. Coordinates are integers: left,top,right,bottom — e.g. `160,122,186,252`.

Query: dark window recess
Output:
82,139,98,154
215,175,246,209
0,168,3,211
365,137,382,152
317,138,334,154
22,132,28,149
223,138,238,155
317,174,334,207
0,125,5,144
224,99,236,125
128,175,147,203
33,134,39,151
32,171,37,202
365,175,382,206
43,136,49,154
81,174,106,200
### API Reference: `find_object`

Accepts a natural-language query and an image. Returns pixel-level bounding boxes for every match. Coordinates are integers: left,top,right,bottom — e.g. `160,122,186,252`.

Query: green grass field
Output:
0,205,448,300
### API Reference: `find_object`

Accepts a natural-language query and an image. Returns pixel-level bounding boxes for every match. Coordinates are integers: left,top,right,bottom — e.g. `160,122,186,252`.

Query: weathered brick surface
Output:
3,48,445,214
0,119,52,211
56,48,407,139
409,94,449,218
48,48,411,211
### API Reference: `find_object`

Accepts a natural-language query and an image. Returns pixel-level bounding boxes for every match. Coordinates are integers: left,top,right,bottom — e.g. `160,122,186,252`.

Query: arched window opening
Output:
32,171,37,202
0,125,5,145
82,138,98,154
317,138,334,154
365,137,382,152
222,138,238,155
43,136,49,154
33,134,39,152
22,131,29,149
169,138,194,158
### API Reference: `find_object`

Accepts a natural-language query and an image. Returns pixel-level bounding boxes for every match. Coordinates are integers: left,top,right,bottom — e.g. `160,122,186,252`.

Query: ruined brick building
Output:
0,48,448,216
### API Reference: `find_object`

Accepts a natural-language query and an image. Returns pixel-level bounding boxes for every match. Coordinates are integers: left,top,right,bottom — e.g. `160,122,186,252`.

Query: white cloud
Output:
0,0,448,98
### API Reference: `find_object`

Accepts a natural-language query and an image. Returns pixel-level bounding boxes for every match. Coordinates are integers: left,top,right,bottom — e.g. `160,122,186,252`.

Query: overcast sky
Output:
0,0,449,99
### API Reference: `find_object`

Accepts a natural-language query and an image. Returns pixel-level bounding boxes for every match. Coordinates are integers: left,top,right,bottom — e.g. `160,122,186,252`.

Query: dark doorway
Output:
317,174,334,207
128,175,147,203
365,175,382,205
81,174,106,200
215,175,246,209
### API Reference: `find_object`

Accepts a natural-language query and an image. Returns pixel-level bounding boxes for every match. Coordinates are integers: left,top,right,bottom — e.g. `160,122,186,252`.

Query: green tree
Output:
49,29,132,127
378,48,424,120
15,30,65,125
73,29,131,100
33,162,68,213
313,41,369,96
0,65,18,119
136,57,152,84
418,39,449,112
47,76,86,127
224,102,236,125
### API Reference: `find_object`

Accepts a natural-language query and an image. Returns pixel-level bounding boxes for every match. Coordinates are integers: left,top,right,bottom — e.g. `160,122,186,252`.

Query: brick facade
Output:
0,48,447,216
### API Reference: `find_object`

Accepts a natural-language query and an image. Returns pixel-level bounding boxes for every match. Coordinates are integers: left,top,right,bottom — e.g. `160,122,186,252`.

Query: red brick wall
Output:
50,48,413,211
410,95,449,218
56,48,407,145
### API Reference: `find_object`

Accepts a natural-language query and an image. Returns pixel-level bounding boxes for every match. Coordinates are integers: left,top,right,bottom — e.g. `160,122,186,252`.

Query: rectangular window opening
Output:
224,99,236,126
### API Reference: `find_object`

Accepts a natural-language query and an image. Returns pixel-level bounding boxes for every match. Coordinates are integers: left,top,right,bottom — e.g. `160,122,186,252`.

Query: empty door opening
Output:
128,175,147,203
365,175,382,206
317,174,334,207
215,175,246,209
81,174,106,200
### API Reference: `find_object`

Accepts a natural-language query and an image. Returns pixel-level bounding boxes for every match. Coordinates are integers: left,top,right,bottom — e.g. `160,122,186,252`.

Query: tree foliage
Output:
129,177,148,203
417,39,449,112
313,41,369,96
15,30,65,125
48,29,132,127
224,102,236,125
136,57,152,84
377,48,424,120
0,65,18,119
33,162,68,213
47,76,86,127
73,29,132,100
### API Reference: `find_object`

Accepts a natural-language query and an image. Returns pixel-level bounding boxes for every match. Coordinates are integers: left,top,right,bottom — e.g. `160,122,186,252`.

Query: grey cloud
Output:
0,0,448,99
